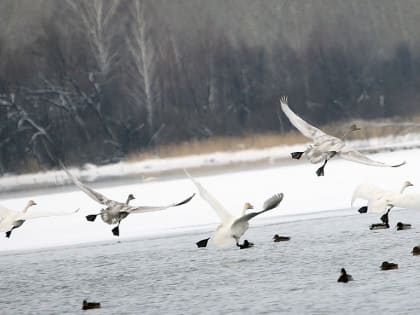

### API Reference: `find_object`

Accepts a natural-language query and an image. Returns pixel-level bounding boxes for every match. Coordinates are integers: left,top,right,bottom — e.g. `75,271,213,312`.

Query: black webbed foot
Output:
86,214,98,222
291,152,304,160
5,231,12,238
196,238,210,248
316,166,325,176
358,206,368,214
112,226,120,236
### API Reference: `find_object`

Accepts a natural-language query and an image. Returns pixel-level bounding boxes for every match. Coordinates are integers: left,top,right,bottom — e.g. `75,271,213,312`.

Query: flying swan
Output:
279,96,405,176
352,181,418,218
185,170,283,248
0,200,79,238
63,166,195,236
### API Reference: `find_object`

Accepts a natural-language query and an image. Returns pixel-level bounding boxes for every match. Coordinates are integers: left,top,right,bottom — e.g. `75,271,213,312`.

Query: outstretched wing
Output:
184,170,233,223
127,194,195,214
232,193,284,227
339,150,406,168
22,208,80,220
280,97,328,140
0,204,13,219
62,165,113,206
351,183,399,213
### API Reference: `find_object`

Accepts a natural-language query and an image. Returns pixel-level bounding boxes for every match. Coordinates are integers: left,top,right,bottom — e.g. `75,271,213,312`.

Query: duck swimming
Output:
411,246,420,256
369,223,389,230
236,239,254,249
273,234,290,242
381,261,398,270
337,268,353,283
396,222,411,230
82,300,101,310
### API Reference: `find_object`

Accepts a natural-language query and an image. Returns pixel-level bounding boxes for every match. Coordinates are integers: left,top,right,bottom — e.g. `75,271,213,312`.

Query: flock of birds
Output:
1,96,419,291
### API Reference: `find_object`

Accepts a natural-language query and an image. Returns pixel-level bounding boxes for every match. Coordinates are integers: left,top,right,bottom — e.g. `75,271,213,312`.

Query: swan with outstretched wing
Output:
280,96,405,176
185,170,283,248
63,166,195,236
0,201,79,238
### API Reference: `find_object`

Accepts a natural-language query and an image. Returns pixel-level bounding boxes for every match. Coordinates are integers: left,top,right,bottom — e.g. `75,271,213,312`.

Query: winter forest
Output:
1,0,419,174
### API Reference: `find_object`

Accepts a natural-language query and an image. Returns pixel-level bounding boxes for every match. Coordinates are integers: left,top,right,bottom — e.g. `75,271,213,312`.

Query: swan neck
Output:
23,204,32,213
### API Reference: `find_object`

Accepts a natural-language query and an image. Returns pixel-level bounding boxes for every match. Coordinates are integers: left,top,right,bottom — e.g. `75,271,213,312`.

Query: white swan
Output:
352,181,417,214
63,166,195,236
0,200,79,238
185,170,283,248
279,96,406,176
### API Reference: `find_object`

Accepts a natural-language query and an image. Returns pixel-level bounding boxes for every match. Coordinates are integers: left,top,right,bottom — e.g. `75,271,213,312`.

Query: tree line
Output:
0,0,419,174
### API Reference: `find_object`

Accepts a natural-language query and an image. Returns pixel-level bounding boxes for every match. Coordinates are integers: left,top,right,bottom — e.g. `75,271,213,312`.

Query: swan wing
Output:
280,97,328,140
231,193,284,227
62,166,113,206
0,204,14,218
184,170,233,223
351,183,401,213
339,150,406,167
392,193,420,209
127,193,195,214
22,208,80,220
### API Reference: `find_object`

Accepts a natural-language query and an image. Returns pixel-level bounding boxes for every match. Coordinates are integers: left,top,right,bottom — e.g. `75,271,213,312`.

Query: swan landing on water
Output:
62,165,195,237
185,170,283,248
279,96,405,176
0,200,79,238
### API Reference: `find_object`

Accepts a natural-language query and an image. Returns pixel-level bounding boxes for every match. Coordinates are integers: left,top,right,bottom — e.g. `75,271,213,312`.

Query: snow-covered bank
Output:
1,132,420,194
0,142,419,252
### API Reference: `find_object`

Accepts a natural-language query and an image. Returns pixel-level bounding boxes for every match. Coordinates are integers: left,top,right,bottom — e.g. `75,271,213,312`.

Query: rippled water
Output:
2,209,420,315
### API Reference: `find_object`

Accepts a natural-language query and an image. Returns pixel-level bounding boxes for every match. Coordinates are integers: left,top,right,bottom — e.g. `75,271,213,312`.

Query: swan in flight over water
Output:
185,170,283,248
279,96,406,176
0,200,79,238
63,166,195,236
352,180,417,219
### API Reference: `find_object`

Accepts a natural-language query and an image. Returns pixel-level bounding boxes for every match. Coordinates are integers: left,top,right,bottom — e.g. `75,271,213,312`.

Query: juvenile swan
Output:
279,96,405,176
63,166,195,236
185,170,283,248
0,200,78,238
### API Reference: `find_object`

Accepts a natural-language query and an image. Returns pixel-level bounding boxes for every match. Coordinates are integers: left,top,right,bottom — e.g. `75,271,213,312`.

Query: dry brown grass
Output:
128,115,420,162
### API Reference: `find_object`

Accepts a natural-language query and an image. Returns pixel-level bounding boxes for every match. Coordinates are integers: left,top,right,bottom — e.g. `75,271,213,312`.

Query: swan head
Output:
341,268,346,274
27,200,37,207
243,202,254,210
403,181,414,188
127,194,135,201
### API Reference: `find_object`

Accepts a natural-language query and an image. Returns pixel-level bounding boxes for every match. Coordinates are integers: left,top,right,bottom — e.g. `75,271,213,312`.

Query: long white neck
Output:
22,203,33,213
400,183,412,194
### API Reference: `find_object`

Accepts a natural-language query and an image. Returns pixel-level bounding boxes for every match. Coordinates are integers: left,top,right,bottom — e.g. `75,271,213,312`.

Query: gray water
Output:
2,209,420,315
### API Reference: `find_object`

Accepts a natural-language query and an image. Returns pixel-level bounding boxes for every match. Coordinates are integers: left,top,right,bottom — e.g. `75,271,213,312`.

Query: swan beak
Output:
33,202,37,205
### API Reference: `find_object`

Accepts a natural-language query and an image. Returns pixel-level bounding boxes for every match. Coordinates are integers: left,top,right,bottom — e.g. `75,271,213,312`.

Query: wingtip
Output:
392,161,406,168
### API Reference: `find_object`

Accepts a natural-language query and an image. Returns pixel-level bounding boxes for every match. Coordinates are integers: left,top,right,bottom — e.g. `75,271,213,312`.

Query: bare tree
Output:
126,0,157,134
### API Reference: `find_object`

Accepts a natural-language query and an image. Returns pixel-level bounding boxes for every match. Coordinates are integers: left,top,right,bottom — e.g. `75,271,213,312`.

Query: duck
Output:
369,223,389,230
62,165,195,236
82,300,101,310
411,246,420,256
185,170,283,248
273,234,290,242
279,96,405,176
236,239,254,249
381,261,398,270
396,222,411,230
337,268,353,283
0,200,79,238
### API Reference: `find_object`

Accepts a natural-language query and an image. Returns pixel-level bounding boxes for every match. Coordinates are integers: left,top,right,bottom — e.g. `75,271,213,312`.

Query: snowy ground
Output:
0,138,419,252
